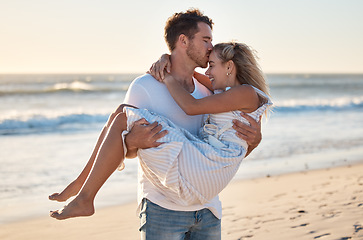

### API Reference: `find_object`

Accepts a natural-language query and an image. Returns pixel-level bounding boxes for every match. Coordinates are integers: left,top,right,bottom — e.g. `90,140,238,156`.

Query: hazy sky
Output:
1,0,362,74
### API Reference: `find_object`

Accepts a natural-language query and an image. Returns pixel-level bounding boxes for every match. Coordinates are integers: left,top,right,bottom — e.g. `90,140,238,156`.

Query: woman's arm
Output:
148,54,214,93
193,71,213,92
164,76,259,115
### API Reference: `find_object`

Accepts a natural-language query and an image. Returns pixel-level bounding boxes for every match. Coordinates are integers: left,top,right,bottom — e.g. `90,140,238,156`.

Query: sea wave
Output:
0,113,108,135
274,96,363,112
0,80,130,96
1,95,362,135
49,81,96,92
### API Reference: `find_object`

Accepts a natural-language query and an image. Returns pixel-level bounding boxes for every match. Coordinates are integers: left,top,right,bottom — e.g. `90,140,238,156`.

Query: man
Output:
123,9,262,239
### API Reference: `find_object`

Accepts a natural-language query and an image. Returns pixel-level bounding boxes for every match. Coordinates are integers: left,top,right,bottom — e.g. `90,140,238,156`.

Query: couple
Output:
49,8,271,240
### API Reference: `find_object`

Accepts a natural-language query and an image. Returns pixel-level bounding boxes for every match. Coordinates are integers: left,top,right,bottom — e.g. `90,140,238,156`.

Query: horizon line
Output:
1,72,363,75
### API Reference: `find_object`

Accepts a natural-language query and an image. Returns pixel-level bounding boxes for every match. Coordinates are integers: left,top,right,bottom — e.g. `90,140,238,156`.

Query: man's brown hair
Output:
164,8,213,51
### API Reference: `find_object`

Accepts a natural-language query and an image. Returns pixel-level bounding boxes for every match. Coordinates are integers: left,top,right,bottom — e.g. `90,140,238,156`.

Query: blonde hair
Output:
213,42,270,97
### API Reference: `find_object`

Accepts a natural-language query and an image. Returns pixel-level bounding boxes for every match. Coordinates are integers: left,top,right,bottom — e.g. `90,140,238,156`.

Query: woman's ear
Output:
226,60,235,72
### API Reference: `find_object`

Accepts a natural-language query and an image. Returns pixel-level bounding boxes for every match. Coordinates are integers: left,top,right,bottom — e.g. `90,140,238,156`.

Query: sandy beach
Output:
1,163,362,240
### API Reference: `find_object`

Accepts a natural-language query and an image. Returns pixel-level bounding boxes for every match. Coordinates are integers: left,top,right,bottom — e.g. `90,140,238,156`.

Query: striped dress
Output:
122,86,272,206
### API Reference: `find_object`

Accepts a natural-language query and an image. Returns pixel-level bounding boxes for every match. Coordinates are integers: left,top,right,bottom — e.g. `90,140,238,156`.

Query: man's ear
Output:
178,34,188,48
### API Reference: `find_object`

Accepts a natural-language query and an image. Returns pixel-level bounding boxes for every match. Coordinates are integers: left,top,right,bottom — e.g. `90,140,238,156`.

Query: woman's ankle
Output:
76,191,95,203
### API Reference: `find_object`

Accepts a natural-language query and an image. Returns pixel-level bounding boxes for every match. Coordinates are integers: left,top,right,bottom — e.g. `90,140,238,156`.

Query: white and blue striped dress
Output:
122,86,272,206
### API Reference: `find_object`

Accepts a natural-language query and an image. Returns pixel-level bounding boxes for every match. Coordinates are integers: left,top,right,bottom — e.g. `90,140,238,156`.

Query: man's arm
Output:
233,113,262,157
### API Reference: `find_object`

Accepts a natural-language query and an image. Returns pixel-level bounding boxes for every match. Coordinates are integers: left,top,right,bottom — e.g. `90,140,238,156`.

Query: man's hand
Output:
233,112,262,156
124,118,168,158
148,54,171,81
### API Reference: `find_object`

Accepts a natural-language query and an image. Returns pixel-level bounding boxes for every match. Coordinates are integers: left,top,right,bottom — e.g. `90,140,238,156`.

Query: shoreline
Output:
1,163,362,240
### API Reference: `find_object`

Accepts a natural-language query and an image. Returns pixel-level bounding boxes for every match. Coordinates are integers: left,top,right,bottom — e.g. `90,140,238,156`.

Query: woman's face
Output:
205,50,228,91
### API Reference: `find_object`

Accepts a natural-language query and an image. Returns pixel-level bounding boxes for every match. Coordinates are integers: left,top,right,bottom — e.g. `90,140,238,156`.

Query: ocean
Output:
1,73,362,224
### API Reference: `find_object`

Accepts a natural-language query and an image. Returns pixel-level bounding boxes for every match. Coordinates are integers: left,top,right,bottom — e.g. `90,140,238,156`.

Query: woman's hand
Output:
148,54,171,82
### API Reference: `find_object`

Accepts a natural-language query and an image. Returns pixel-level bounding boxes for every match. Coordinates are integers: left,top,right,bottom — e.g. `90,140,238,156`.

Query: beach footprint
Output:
353,222,363,237
313,233,331,239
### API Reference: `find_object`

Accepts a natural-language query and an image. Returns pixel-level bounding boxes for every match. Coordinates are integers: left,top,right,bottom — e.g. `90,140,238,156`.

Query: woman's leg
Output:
50,112,128,220
49,104,130,202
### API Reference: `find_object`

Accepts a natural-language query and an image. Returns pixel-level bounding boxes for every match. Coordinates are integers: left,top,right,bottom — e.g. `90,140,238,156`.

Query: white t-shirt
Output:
123,73,223,219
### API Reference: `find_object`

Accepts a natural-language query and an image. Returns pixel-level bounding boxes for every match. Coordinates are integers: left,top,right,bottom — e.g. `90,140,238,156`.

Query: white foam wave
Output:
50,81,95,91
275,96,363,111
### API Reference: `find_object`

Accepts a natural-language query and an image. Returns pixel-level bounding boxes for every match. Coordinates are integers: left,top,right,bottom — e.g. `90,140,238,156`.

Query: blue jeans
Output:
139,199,221,240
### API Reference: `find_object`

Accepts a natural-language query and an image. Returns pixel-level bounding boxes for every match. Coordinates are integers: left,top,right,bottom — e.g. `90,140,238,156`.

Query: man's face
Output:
186,22,213,68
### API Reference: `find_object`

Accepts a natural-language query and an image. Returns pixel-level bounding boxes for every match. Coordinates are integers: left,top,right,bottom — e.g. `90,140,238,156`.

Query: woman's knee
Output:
111,112,127,131
107,104,127,127
107,104,136,128
117,104,137,113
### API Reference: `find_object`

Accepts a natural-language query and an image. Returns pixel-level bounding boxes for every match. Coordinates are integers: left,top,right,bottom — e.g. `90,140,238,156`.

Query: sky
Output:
1,0,362,74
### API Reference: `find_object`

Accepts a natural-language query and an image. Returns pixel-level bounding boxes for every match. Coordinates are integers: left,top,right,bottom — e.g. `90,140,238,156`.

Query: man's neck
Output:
170,53,196,93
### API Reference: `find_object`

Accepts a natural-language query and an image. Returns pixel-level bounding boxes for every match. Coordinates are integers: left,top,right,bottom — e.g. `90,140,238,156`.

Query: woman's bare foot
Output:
49,180,83,202
50,194,95,220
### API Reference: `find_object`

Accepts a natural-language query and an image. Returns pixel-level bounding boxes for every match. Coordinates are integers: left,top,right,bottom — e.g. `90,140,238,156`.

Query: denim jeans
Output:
139,199,221,240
